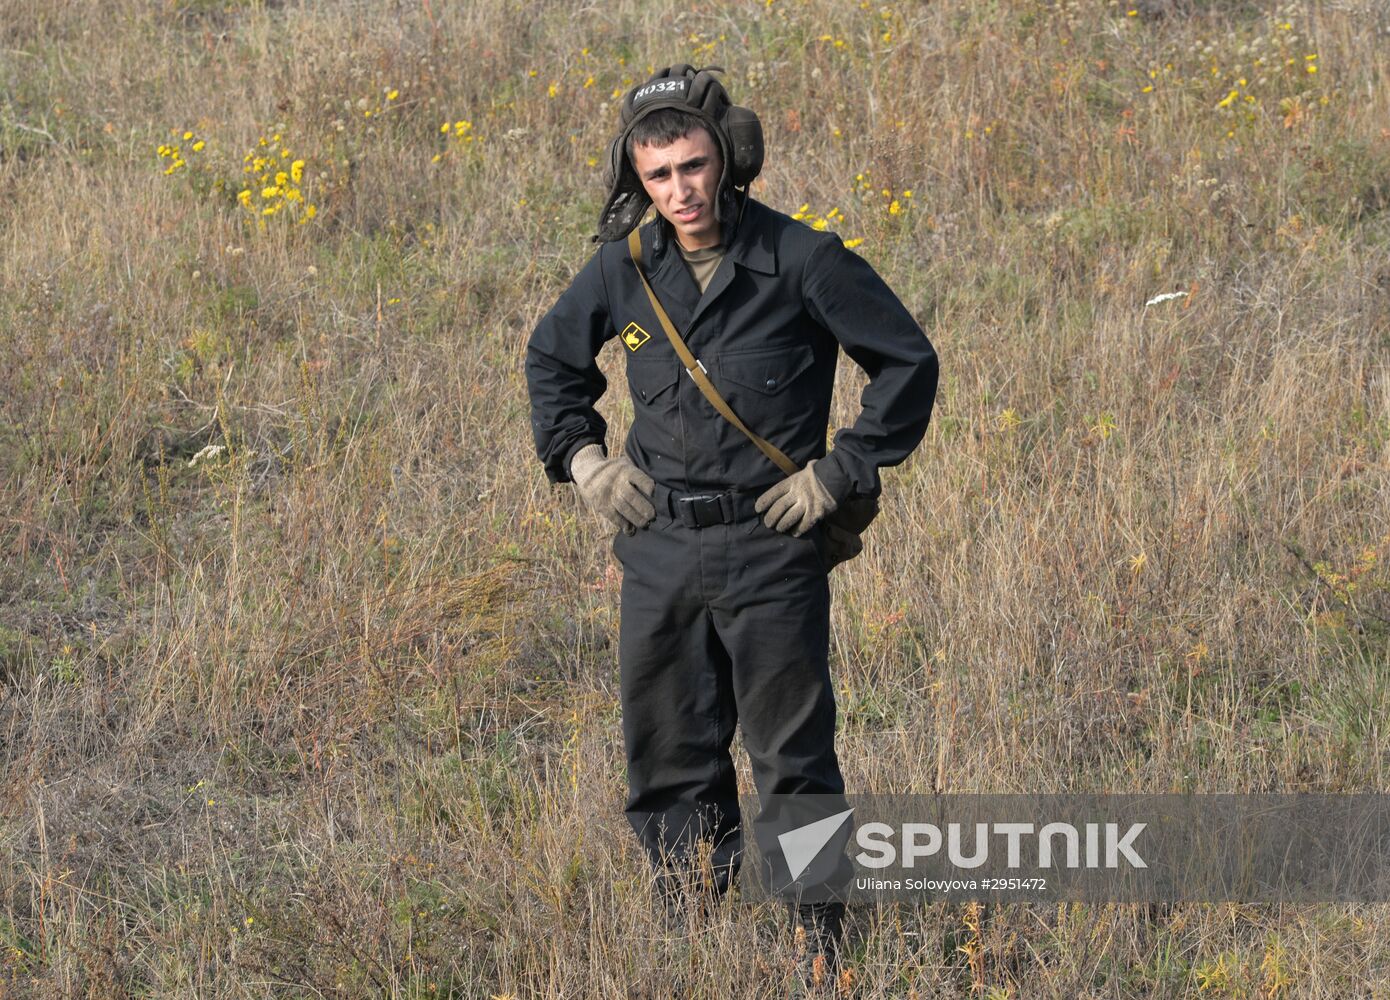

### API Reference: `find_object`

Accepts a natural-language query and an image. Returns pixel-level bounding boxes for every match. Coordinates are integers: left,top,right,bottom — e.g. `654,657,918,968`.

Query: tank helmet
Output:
593,64,764,243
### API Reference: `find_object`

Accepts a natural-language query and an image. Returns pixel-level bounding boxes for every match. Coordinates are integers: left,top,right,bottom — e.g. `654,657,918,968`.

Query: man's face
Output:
631,127,723,250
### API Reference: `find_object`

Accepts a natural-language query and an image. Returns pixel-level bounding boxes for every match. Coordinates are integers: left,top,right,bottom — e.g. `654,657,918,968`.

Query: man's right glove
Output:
569,442,656,535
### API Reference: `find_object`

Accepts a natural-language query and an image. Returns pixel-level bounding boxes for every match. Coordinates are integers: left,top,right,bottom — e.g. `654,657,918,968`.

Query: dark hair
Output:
624,107,720,162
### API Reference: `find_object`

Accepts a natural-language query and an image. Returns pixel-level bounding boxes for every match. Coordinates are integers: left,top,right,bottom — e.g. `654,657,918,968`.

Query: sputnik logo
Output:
779,809,854,881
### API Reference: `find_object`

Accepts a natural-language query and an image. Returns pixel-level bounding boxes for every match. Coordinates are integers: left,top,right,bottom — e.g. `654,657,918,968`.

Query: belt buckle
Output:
674,493,734,528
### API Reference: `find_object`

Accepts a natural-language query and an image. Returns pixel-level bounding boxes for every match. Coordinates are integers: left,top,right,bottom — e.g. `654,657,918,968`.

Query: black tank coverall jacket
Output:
525,194,938,901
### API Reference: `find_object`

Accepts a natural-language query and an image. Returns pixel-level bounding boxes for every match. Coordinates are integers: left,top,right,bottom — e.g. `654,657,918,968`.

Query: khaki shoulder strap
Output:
627,227,799,478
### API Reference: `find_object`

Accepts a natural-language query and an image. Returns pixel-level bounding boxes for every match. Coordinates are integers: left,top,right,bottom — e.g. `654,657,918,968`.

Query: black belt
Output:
650,483,763,528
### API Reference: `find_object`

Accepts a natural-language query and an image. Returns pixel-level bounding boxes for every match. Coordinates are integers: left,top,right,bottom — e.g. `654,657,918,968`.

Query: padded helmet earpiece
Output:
594,65,764,243
723,105,764,186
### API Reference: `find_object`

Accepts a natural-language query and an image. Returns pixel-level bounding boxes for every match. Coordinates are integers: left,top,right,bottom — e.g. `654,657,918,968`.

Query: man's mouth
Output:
674,203,702,222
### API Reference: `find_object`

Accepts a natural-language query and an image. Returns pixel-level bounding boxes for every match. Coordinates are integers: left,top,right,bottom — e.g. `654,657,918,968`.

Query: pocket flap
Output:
626,357,679,403
717,344,815,396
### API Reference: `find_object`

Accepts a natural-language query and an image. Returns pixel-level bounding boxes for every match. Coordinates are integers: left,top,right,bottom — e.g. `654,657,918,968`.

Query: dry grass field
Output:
2,0,1389,995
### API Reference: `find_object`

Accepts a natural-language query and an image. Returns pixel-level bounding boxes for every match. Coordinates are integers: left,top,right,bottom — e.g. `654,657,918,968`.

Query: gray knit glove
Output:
754,459,839,537
570,443,656,535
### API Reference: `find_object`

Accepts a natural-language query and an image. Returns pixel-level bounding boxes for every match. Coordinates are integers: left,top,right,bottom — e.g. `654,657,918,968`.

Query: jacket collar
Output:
630,191,777,336
648,189,777,276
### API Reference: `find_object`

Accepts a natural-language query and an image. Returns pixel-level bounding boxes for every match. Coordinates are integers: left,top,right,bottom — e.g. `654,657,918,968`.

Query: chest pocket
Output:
717,344,815,397
711,344,818,455
626,356,679,407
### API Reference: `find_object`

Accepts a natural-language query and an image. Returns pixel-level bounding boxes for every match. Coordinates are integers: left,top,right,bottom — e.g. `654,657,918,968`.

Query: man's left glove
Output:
754,459,843,537
570,442,656,535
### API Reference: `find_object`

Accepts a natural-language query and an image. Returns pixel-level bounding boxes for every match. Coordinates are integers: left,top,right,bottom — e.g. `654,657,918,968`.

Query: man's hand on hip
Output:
755,458,840,537
570,443,656,535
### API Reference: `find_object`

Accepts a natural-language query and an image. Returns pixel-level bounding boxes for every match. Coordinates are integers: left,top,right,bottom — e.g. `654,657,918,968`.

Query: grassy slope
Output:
1,0,1389,995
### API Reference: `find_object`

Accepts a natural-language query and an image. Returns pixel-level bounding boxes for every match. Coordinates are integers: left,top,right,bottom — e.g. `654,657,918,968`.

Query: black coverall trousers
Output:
611,484,854,901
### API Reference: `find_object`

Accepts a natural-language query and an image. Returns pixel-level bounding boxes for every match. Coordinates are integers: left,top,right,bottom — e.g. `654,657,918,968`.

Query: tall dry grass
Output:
1,0,1389,995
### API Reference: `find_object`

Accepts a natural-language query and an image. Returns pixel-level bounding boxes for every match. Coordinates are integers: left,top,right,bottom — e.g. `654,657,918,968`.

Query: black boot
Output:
792,900,845,990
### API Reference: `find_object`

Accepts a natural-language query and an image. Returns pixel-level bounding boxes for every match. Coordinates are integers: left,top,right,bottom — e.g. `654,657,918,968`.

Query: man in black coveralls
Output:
525,64,938,975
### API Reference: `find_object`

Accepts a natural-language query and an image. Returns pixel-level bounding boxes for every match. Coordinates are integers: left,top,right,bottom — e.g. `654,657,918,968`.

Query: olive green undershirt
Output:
676,240,725,295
